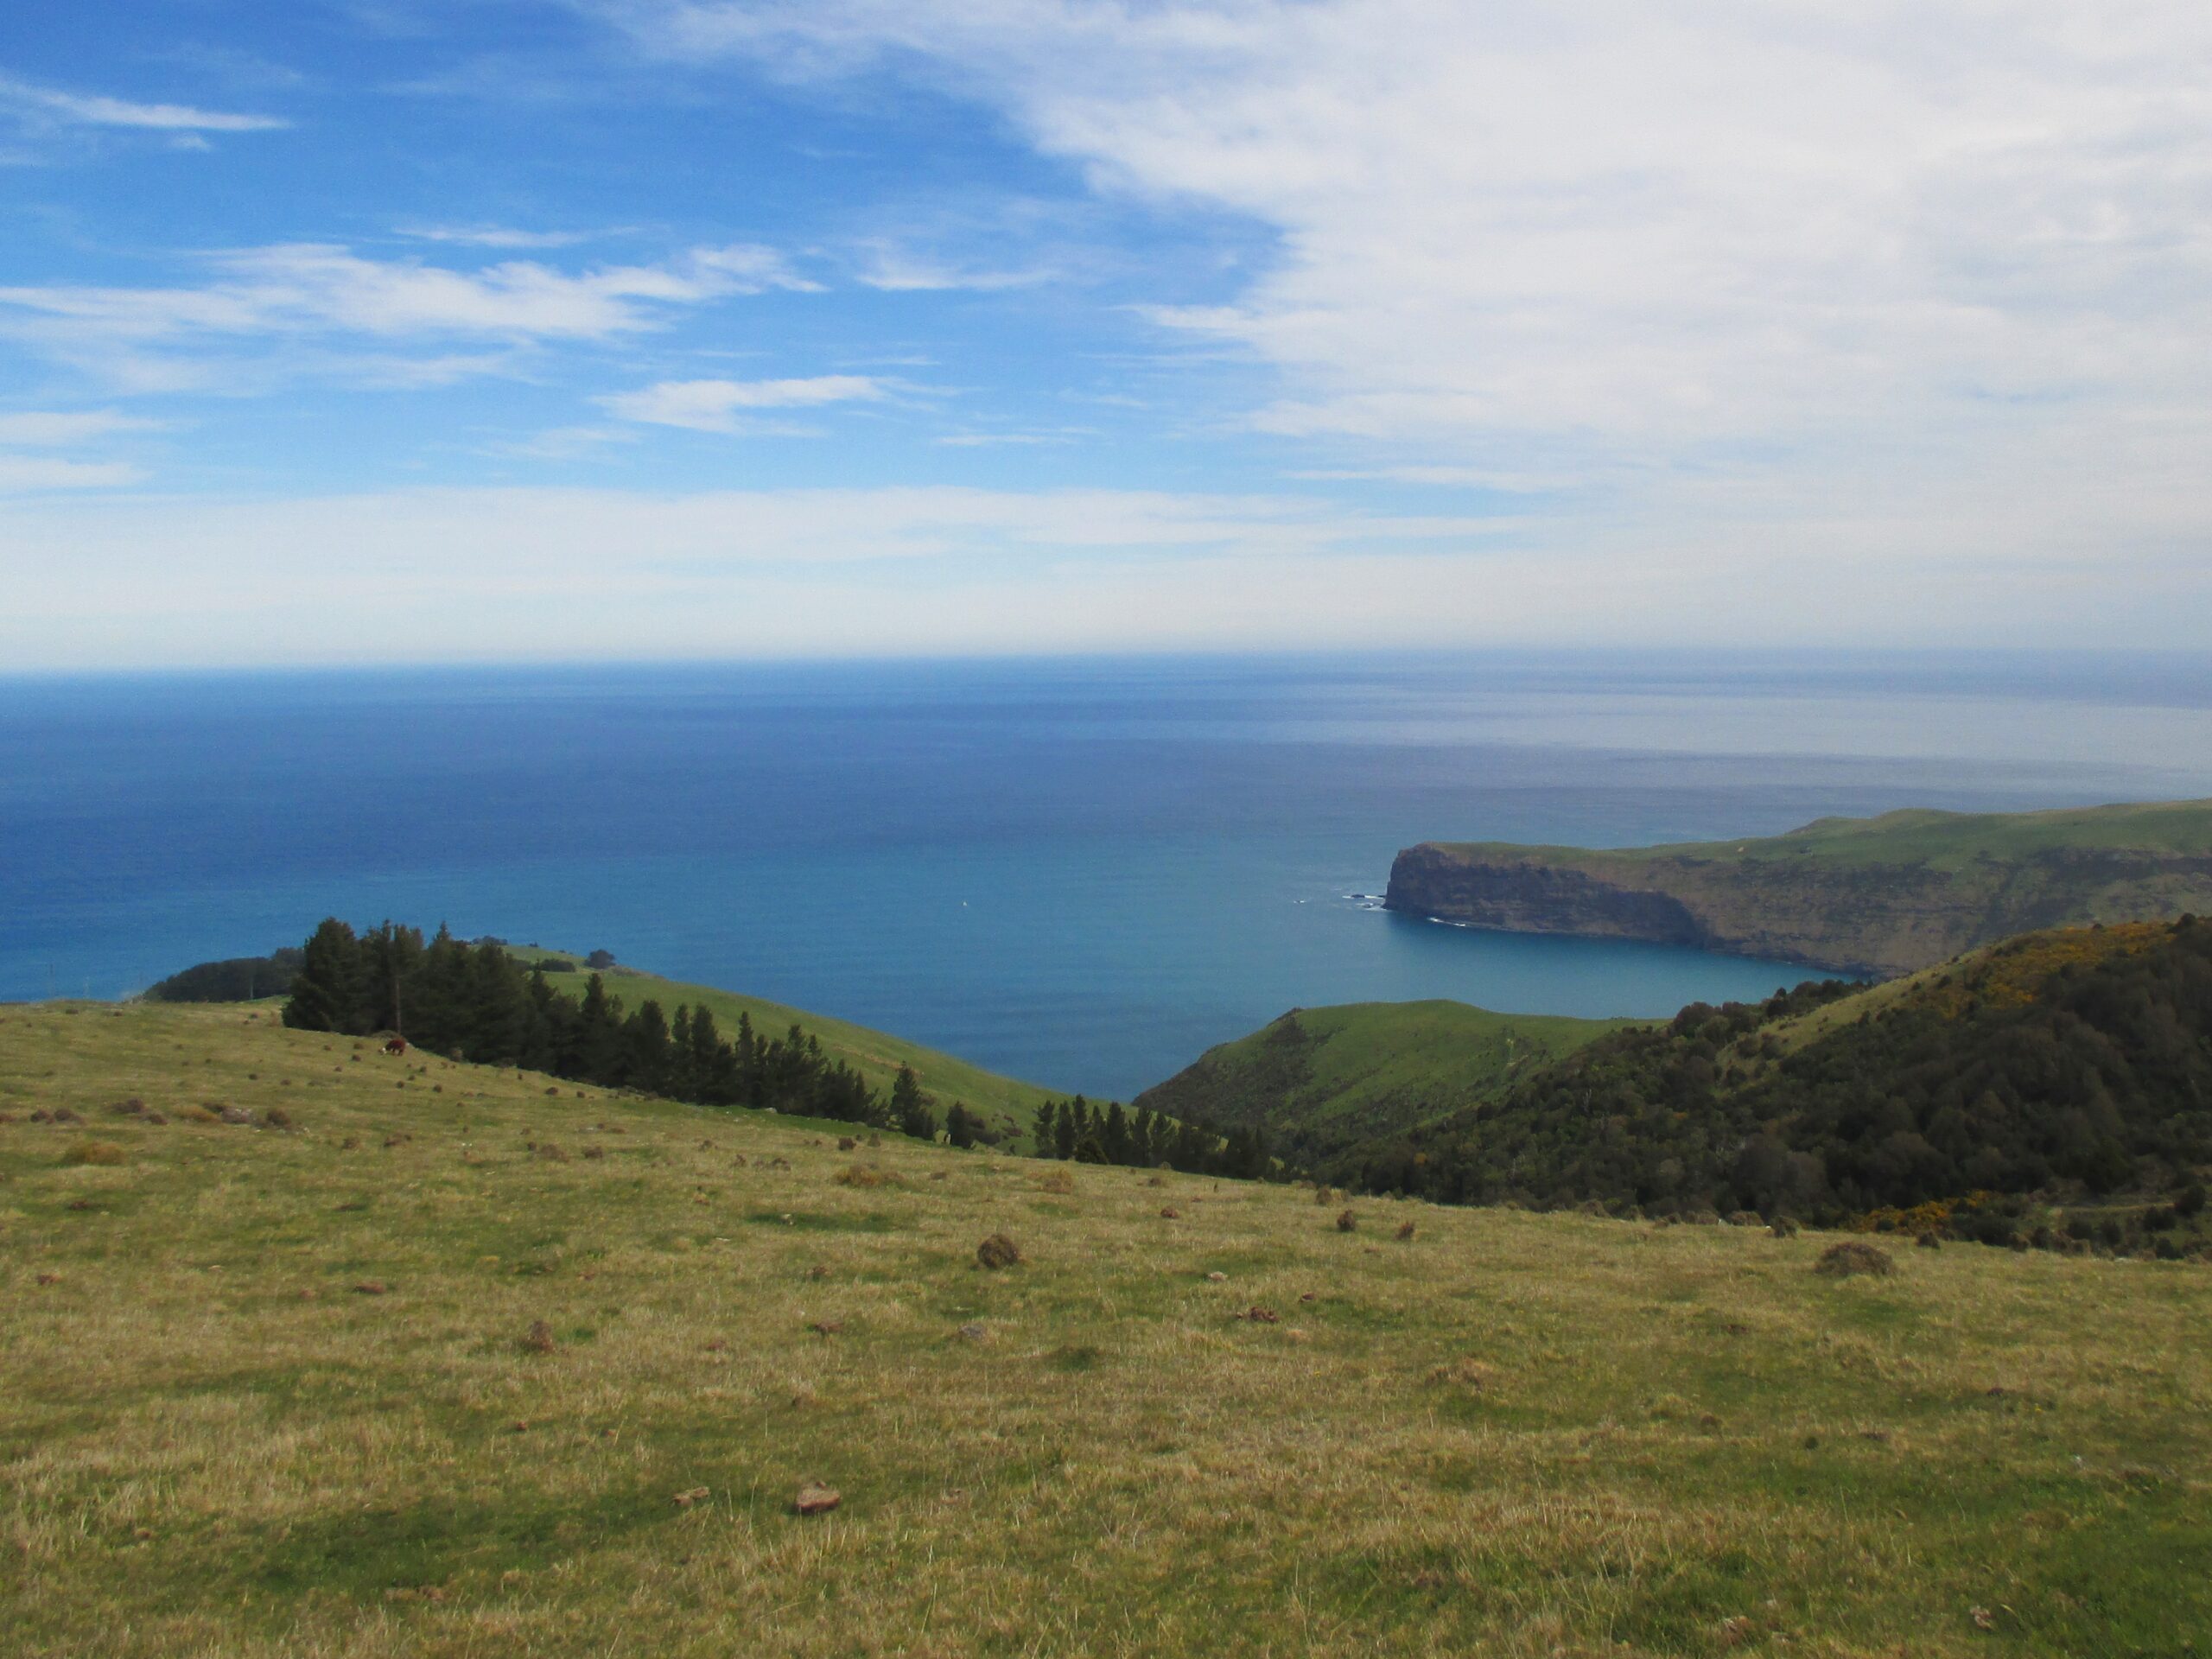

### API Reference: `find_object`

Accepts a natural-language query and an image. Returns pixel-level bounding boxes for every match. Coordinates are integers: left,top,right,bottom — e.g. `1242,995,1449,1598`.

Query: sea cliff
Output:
1384,799,2212,976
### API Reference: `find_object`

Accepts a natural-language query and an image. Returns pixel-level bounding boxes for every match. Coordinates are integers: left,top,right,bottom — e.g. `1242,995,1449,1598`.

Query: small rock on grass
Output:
794,1482,842,1516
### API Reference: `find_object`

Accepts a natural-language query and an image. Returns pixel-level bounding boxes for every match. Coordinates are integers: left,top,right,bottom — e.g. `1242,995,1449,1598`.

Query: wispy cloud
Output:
601,374,887,432
853,242,1046,293
0,455,143,492
0,410,162,446
0,73,288,133
0,242,817,389
397,224,618,250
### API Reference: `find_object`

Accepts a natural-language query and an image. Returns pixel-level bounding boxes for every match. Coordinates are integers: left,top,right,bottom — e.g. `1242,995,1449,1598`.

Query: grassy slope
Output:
1436,798,2212,868
1135,1000,1636,1152
7,1001,2208,1657
522,950,1061,1141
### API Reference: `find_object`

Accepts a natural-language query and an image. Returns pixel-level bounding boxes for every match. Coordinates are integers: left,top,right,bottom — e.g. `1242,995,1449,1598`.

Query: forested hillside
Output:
1325,919,2212,1247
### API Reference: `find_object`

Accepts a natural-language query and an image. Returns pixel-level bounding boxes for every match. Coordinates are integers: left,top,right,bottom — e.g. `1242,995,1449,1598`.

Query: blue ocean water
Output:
4,652,2211,1100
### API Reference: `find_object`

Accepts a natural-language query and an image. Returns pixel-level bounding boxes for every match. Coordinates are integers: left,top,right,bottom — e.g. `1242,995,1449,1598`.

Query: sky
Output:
3,1,2209,668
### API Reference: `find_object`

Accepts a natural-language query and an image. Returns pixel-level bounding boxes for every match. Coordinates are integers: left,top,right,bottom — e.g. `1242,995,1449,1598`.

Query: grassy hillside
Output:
1135,1000,1634,1161
1437,798,2212,870
1390,798,2212,975
523,950,1060,1144
6,1000,2209,1656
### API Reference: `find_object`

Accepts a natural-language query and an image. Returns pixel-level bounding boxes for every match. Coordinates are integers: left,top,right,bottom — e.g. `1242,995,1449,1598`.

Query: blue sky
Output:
4,2,2209,666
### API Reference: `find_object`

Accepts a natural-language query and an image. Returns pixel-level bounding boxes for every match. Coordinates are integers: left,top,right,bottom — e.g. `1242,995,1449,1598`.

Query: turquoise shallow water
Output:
4,651,2210,1099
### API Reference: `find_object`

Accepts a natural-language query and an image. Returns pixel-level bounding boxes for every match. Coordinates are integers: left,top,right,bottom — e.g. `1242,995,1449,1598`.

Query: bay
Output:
4,650,2209,1100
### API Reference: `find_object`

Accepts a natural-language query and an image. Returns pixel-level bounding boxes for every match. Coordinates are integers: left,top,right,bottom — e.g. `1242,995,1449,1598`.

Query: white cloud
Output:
595,0,2212,596
0,455,143,492
601,374,887,431
853,243,1046,292
397,224,614,249
0,241,817,387
0,73,287,132
0,410,162,446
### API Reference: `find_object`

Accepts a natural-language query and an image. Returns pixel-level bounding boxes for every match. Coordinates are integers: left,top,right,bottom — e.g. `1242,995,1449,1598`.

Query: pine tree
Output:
283,918,363,1033
891,1065,936,1140
1103,1101,1132,1166
625,1000,674,1095
947,1103,983,1148
1031,1100,1057,1156
575,974,626,1084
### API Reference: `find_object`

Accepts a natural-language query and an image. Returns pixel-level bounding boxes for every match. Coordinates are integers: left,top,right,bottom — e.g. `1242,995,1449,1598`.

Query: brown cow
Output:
383,1035,408,1056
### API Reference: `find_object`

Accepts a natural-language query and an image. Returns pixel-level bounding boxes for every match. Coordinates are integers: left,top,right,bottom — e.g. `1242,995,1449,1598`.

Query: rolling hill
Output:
3,995,2208,1655
1134,1000,1634,1162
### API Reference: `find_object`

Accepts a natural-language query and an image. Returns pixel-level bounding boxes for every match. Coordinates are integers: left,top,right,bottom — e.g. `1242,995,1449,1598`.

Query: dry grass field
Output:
3,1000,2208,1657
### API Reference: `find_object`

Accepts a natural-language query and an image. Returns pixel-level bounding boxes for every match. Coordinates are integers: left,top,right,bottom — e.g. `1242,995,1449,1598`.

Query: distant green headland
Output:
1386,797,2212,976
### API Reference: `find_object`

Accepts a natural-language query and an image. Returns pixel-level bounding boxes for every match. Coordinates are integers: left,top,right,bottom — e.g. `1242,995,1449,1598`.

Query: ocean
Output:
5,651,2210,1100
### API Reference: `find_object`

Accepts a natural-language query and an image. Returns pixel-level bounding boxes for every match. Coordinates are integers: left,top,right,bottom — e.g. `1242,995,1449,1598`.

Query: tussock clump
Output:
1726,1211,1764,1227
522,1319,558,1354
1146,1174,1166,1187
535,1143,570,1163
1335,1209,1357,1233
264,1107,294,1130
1815,1241,1896,1278
582,1145,606,1161
837,1136,858,1152
1037,1168,1075,1195
1395,1219,1417,1242
1160,1206,1180,1219
62,1141,125,1167
108,1098,147,1117
1427,1356,1494,1389
1916,1231,1943,1249
834,1164,899,1189
219,1105,256,1126
48,1107,84,1124
1770,1217,1802,1238
976,1233,1021,1269
1313,1186,1337,1206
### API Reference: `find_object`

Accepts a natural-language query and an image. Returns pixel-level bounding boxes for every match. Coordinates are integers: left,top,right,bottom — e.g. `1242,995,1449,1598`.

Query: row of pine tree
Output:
1026,1094,1265,1177
279,918,983,1137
